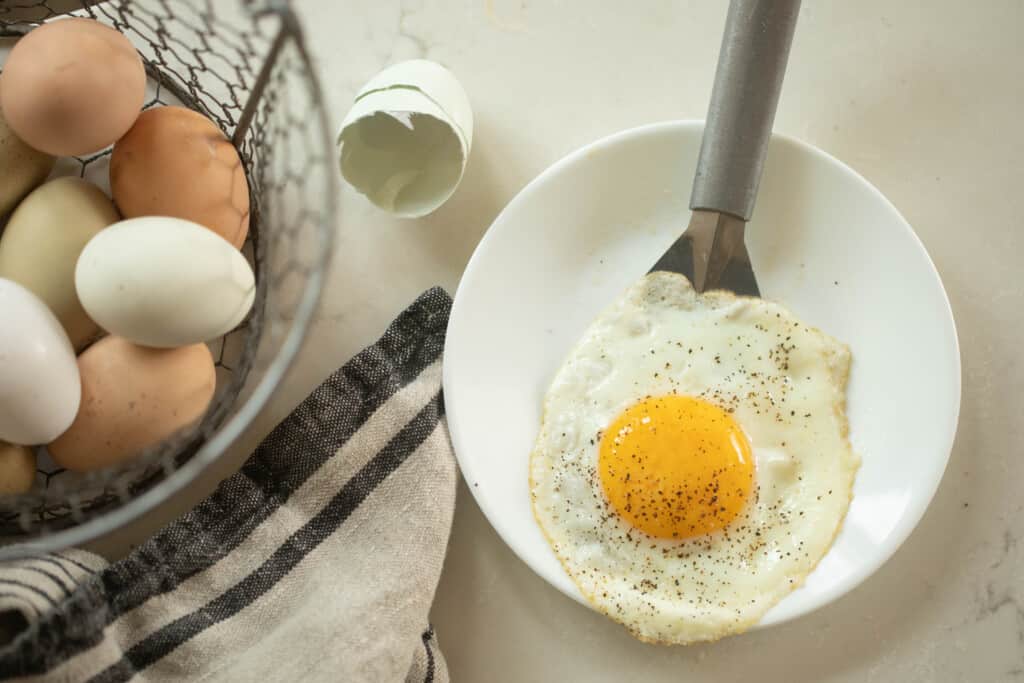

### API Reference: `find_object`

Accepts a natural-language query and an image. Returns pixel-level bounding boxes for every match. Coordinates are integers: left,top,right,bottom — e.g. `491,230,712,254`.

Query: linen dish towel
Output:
0,288,455,683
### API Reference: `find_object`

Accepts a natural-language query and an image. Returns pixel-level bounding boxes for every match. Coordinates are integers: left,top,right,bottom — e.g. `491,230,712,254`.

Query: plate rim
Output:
443,119,962,629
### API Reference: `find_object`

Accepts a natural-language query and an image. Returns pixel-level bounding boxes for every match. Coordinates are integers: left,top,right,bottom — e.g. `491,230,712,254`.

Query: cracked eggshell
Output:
76,217,256,348
337,59,473,218
111,106,250,249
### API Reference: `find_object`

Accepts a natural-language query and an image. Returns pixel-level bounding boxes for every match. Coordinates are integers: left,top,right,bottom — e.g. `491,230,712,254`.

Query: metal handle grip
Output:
690,0,801,221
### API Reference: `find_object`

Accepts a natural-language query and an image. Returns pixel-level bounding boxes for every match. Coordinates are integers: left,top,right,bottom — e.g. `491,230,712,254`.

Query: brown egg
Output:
0,86,55,216
0,18,145,156
49,337,216,472
111,106,250,248
0,442,36,495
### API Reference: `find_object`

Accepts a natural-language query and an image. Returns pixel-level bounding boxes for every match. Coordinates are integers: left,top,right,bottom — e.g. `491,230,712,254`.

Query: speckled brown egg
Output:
110,106,250,249
0,442,36,495
48,336,216,472
0,18,145,156
0,87,55,216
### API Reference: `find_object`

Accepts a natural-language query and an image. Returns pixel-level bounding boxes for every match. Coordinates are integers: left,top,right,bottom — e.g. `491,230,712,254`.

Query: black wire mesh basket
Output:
0,0,336,558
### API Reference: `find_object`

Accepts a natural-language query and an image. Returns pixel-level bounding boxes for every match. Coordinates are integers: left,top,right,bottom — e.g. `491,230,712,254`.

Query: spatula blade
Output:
649,210,759,297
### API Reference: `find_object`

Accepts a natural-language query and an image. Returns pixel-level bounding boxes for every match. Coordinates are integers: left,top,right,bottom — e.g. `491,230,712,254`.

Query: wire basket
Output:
0,0,336,558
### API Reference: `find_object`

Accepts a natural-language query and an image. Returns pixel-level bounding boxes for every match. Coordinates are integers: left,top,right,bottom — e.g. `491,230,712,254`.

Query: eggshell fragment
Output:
48,337,216,472
76,217,255,348
0,442,36,495
0,278,80,445
0,92,55,216
337,59,473,217
0,18,145,156
0,177,119,350
110,106,250,248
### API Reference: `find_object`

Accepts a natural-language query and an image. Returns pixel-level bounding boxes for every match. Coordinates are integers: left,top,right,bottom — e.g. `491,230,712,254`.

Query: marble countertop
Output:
89,1,1024,680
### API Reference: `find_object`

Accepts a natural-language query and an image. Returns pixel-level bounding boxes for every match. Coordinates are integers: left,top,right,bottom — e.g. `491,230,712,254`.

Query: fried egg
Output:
529,272,858,644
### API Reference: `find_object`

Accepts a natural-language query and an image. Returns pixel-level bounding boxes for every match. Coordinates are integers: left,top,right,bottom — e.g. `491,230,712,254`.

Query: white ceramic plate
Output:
444,121,961,627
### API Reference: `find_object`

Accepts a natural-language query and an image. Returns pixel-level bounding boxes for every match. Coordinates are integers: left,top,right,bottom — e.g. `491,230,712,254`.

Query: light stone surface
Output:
88,1,1024,680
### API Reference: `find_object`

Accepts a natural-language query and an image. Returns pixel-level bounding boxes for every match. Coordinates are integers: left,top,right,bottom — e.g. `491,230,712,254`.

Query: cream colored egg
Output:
0,177,119,350
0,278,80,445
48,337,215,472
530,272,858,644
0,442,36,495
0,93,55,216
76,217,255,348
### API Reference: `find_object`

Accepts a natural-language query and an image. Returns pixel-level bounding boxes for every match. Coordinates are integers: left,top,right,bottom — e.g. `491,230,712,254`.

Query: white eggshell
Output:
0,278,81,445
337,59,473,218
76,217,256,348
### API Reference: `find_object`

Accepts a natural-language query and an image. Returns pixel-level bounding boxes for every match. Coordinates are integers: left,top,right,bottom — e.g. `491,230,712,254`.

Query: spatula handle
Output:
690,0,801,221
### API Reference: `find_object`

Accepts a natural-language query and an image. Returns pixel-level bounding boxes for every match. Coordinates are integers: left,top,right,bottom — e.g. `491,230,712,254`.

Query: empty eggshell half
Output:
337,59,473,218
0,278,80,446
76,216,256,348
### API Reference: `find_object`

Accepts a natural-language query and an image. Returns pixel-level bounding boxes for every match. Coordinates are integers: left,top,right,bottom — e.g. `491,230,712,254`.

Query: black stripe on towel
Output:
54,553,99,576
29,556,81,584
0,592,40,619
89,393,445,683
422,627,436,683
0,289,452,678
12,566,71,597
0,579,59,610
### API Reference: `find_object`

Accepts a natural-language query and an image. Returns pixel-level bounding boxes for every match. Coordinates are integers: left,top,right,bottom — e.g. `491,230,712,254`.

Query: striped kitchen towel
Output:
0,288,456,682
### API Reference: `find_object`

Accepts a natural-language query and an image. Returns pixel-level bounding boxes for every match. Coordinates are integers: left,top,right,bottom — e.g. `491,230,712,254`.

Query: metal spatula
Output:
650,0,801,297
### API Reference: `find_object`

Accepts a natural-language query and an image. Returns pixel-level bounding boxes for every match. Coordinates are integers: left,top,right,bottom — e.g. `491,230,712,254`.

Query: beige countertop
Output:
89,1,1024,680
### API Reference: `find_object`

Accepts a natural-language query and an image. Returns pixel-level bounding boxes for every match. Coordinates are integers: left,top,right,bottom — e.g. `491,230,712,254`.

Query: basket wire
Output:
0,0,336,558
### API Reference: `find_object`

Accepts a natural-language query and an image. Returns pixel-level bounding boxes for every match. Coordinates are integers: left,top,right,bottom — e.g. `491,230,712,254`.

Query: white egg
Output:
76,217,256,348
0,278,81,445
530,272,859,644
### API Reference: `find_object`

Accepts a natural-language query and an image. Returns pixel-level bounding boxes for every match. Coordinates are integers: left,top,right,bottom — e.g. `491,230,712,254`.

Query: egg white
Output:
529,272,858,644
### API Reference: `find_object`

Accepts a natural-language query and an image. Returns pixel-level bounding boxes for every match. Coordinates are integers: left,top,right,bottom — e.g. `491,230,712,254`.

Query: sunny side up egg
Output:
530,272,859,644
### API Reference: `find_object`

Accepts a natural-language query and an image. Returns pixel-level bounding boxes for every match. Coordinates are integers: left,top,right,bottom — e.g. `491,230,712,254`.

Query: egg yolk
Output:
598,395,753,540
